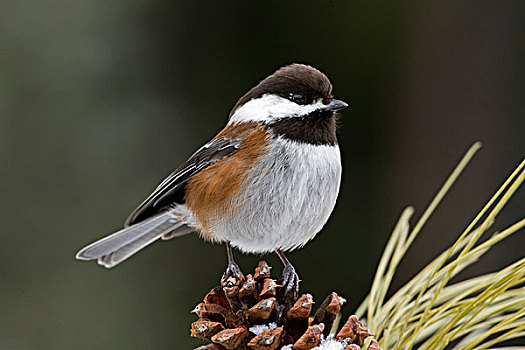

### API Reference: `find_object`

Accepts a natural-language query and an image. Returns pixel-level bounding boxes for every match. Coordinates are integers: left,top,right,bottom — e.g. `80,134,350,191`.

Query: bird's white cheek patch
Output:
229,94,326,124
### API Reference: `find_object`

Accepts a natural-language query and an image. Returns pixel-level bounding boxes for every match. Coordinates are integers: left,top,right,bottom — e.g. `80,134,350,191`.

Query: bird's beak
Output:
324,99,348,112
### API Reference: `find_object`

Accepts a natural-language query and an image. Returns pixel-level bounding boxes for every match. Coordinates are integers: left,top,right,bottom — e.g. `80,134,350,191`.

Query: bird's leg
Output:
276,249,300,297
224,242,244,280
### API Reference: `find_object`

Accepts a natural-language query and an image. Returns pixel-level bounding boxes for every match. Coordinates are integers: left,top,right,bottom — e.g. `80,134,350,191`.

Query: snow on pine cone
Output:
190,261,382,350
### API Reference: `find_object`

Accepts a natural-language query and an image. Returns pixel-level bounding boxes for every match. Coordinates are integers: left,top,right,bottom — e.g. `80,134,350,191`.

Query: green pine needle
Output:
356,142,525,350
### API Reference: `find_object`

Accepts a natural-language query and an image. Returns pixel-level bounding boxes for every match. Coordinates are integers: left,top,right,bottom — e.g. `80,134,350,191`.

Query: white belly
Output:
209,137,342,253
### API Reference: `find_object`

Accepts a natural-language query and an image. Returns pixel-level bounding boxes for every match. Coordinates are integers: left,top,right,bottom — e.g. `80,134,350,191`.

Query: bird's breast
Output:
195,136,342,253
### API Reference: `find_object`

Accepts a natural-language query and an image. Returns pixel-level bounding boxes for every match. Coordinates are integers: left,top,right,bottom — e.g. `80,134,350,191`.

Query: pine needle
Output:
356,142,525,350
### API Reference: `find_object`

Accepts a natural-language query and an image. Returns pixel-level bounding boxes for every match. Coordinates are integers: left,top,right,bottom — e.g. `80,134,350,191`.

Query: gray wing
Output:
124,136,241,226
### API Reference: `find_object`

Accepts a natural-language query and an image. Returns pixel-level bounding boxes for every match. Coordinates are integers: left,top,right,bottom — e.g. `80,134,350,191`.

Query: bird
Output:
76,63,347,295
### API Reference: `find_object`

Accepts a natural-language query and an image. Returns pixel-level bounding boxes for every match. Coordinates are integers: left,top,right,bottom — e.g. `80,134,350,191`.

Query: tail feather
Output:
97,227,170,268
76,212,189,268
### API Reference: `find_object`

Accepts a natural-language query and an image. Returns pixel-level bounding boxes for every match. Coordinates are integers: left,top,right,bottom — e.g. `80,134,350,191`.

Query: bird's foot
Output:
224,260,245,281
282,264,300,298
223,242,244,282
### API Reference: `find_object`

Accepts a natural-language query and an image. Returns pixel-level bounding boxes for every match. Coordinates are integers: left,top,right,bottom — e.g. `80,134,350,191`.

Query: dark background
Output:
1,1,524,349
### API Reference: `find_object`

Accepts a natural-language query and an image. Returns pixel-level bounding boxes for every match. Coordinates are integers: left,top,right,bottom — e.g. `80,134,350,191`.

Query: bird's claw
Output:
224,261,244,281
282,265,300,298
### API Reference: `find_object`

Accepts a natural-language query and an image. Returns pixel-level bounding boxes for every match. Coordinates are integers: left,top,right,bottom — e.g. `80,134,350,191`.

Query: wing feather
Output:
124,136,241,226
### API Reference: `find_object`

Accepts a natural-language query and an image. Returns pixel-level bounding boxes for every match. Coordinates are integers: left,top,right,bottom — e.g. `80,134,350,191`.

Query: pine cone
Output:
191,261,382,350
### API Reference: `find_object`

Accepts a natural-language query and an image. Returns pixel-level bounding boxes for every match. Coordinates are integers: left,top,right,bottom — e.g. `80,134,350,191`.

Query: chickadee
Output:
76,63,347,295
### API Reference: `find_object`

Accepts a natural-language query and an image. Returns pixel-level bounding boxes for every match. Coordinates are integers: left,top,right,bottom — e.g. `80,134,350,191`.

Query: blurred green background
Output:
1,1,524,349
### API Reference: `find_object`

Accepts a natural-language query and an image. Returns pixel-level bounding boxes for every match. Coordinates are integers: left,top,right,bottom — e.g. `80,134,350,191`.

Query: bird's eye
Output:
290,93,306,104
